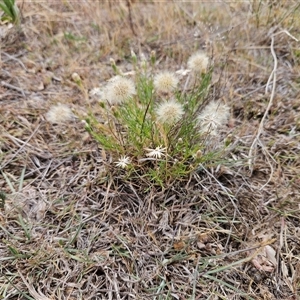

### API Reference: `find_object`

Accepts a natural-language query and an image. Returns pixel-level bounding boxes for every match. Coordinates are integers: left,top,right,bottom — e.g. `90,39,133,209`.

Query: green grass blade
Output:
1,171,16,193
18,167,26,192
203,274,255,300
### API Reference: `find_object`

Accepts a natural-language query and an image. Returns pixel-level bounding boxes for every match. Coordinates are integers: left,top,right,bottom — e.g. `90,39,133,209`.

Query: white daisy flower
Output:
115,156,131,169
175,69,191,77
145,146,166,159
89,87,103,96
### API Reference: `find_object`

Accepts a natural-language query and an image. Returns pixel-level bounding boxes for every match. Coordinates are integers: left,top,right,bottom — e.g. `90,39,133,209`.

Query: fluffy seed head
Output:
105,76,136,104
187,51,209,73
197,101,230,135
155,99,184,125
45,103,74,124
154,71,179,93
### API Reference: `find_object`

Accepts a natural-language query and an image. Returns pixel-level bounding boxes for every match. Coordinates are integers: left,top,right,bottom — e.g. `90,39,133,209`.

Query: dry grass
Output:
1,1,300,299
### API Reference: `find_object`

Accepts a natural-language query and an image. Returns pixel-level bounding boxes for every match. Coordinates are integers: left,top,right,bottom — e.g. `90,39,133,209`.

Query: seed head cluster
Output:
105,76,136,104
45,103,74,124
155,99,184,125
187,51,209,73
197,101,230,135
154,71,179,93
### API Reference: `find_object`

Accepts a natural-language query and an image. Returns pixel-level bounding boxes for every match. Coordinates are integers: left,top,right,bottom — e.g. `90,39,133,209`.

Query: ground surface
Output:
0,1,300,299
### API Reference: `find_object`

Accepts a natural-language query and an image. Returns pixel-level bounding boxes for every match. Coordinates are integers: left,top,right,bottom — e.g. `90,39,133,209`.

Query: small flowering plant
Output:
85,51,230,186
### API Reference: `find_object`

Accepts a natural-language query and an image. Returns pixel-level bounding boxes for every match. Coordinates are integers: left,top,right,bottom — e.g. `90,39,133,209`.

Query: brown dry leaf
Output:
265,245,277,266
250,245,277,272
197,242,206,249
197,232,210,243
173,240,186,251
158,210,169,229
34,200,47,221
196,232,213,250
42,71,54,86
11,187,48,222
37,81,45,91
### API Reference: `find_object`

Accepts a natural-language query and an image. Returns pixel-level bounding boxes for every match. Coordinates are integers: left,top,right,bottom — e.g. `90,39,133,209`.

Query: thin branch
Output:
1,123,41,170
2,51,28,71
1,80,29,97
126,0,137,36
248,30,299,173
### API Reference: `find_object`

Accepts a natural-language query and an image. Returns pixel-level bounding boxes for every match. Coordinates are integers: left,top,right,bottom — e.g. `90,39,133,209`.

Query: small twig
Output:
126,0,137,36
182,72,191,94
1,51,28,71
277,217,285,277
139,97,152,143
1,123,41,170
1,80,29,97
248,30,299,173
